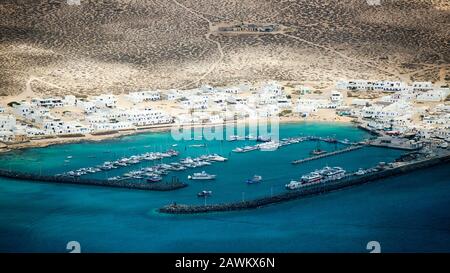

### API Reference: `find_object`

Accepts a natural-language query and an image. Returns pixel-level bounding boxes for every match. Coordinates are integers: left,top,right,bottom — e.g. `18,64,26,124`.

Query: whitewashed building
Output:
258,105,280,118
63,95,77,106
330,91,343,104
223,87,241,94
43,119,90,135
351,99,370,107
277,96,292,109
346,80,370,91
0,114,16,132
422,114,450,126
297,98,337,109
361,101,412,119
77,101,97,114
31,97,64,108
200,85,215,93
258,92,278,105
96,109,128,120
434,104,450,113
174,114,200,124
412,82,433,92
341,80,408,92
126,91,161,103
126,109,173,126
91,121,134,132
432,129,450,140
162,89,182,101
12,102,49,123
416,89,449,102
181,95,209,110
382,81,407,92
260,81,284,96
93,94,117,108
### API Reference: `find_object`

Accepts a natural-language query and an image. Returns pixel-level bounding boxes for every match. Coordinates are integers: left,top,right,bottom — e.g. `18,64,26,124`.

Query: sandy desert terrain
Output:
0,0,448,96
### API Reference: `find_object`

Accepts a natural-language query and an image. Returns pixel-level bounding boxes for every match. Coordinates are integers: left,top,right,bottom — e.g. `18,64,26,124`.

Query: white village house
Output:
416,89,449,102
126,91,161,103
0,114,17,142
92,94,117,108
31,97,64,108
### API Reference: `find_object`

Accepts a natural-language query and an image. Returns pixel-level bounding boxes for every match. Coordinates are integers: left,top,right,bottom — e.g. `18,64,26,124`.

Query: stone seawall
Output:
0,169,187,191
159,154,450,214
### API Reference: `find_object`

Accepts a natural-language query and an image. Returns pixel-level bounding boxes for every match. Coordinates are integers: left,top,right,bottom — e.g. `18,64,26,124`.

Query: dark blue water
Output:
0,122,449,252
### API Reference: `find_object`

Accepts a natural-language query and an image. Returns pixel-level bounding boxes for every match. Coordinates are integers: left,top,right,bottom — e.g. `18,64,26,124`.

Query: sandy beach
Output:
0,110,354,154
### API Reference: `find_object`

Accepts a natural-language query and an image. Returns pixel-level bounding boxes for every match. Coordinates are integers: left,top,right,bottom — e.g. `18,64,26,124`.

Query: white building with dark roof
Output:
93,94,117,108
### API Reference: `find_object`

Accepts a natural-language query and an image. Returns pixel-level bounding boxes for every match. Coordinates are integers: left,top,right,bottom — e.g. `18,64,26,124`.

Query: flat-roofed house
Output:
31,97,64,108
126,91,161,103
412,82,433,92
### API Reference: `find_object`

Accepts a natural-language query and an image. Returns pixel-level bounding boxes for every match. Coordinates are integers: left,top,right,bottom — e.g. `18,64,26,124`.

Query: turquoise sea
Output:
0,122,449,252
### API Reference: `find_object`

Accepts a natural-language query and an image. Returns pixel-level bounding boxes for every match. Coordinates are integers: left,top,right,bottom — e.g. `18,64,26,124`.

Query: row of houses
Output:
337,80,437,93
0,114,16,142
294,91,344,116
378,88,450,103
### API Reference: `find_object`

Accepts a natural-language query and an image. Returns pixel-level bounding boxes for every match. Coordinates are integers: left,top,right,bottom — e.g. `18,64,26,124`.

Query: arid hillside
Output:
0,0,448,96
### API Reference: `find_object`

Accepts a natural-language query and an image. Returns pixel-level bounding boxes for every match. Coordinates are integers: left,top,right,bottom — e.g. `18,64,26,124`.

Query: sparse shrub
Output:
279,110,292,117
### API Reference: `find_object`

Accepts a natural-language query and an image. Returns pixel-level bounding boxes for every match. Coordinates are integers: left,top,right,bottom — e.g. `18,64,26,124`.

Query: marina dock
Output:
159,152,450,214
291,145,366,165
232,135,354,154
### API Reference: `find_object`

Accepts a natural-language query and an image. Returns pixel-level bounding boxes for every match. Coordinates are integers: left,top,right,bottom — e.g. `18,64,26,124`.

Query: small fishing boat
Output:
188,171,216,180
310,149,327,155
355,168,366,176
246,175,262,184
107,176,120,181
147,175,162,183
197,190,212,197
311,140,326,155
208,154,228,162
189,144,206,148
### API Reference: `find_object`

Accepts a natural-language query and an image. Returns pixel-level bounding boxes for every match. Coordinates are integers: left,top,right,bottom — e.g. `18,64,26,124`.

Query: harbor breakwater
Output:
159,153,450,214
0,169,187,191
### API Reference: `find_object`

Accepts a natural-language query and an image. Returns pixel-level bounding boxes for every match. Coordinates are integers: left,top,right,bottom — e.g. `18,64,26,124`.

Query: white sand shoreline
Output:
0,114,354,154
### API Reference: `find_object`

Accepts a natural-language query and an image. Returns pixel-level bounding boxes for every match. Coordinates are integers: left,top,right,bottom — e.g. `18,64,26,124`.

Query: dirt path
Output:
171,0,225,89
438,65,447,84
281,33,401,79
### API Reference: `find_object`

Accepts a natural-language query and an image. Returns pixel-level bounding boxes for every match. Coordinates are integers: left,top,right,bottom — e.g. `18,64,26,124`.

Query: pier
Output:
369,137,422,151
357,124,382,136
231,135,354,154
159,153,450,214
291,145,365,165
0,169,187,191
